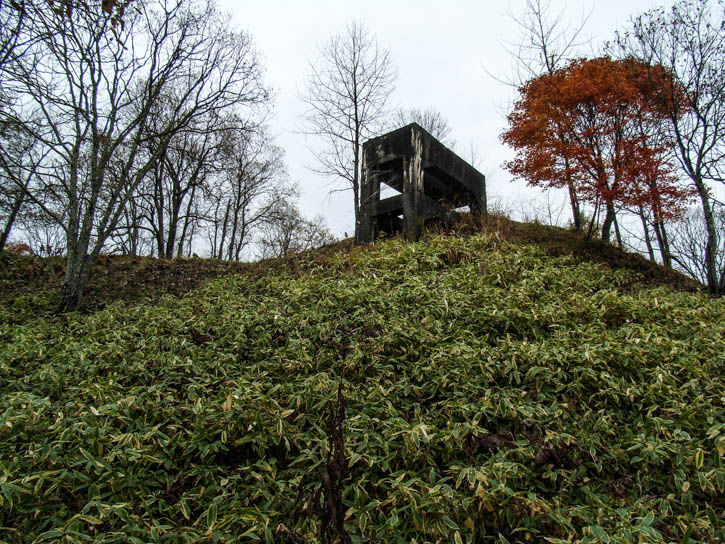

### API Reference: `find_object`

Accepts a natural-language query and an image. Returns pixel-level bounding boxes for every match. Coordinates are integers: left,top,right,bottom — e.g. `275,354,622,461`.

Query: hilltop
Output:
0,223,722,543
0,218,699,320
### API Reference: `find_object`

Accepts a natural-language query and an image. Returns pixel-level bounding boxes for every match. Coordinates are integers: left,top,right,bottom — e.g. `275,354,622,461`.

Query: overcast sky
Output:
218,0,666,236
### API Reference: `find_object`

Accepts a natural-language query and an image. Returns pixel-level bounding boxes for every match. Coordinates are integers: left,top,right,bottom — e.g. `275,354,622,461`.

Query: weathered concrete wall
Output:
359,123,486,243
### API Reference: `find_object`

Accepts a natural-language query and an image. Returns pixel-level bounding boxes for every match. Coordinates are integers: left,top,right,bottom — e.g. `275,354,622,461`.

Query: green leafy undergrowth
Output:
0,234,723,543
0,253,254,322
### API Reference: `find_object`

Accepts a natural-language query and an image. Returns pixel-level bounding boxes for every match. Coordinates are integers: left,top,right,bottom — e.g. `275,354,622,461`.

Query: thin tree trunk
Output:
639,205,656,262
165,192,182,258
585,198,601,243
177,186,197,257
129,212,140,257
613,212,623,249
352,110,361,242
601,202,616,244
563,155,581,231
652,219,672,268
234,224,246,261
566,180,581,231
152,166,166,258
0,191,26,251
155,199,165,258
227,205,239,261
218,201,230,259
692,177,720,294
186,221,196,257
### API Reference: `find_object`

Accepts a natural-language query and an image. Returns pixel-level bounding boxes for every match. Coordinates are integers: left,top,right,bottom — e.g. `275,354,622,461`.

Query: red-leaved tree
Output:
502,57,693,243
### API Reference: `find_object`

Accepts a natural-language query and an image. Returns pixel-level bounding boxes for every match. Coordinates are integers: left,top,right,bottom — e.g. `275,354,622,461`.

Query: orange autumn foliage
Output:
502,57,693,222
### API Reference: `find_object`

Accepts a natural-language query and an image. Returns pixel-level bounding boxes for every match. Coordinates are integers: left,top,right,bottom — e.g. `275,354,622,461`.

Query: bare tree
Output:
632,204,661,263
36,0,131,23
459,140,489,173
301,20,396,242
0,0,41,250
502,0,592,84
0,118,48,250
106,191,150,256
509,191,569,227
257,200,335,260
205,127,289,260
499,0,593,230
616,0,725,295
0,0,27,70
25,210,66,257
669,204,725,288
0,0,269,310
138,106,239,259
388,107,453,146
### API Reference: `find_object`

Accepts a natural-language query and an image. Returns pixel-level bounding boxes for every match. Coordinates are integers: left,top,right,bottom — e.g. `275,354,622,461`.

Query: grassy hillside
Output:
0,217,700,321
0,253,254,321
0,232,723,543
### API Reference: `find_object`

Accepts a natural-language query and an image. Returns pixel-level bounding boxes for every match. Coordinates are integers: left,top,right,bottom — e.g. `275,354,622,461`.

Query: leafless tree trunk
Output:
653,219,672,268
613,212,624,249
617,0,725,294
144,125,216,259
638,205,657,261
670,205,725,288
110,194,146,256
0,0,40,252
0,0,33,71
301,20,396,242
601,203,617,244
0,0,269,310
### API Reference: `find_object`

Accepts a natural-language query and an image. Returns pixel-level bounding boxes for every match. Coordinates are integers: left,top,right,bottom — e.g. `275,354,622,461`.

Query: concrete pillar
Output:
358,151,375,244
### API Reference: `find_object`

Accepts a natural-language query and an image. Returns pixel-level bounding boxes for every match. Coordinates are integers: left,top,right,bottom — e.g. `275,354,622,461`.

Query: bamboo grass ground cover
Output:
0,234,723,543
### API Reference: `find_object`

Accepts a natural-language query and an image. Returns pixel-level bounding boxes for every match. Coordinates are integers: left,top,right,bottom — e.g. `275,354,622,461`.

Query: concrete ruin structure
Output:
358,123,486,244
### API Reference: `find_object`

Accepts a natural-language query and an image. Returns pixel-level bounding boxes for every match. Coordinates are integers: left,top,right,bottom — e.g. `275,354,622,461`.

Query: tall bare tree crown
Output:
300,20,396,241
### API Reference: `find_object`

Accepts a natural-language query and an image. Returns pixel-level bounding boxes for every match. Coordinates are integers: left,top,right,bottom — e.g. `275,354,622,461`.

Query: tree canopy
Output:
502,57,693,241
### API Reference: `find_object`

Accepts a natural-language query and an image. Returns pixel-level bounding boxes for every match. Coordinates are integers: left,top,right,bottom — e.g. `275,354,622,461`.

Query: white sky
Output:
218,0,667,237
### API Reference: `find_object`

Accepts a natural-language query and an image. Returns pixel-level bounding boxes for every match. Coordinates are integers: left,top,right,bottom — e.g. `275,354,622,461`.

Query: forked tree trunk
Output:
653,219,672,268
691,178,721,295
177,185,197,257
613,213,623,249
567,181,582,231
563,155,582,231
0,174,32,252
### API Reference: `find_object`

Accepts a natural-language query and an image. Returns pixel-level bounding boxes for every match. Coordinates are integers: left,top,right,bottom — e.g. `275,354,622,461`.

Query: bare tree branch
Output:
300,20,396,241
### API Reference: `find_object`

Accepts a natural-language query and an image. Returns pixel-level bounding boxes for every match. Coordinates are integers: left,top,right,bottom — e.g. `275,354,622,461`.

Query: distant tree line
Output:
0,0,333,311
